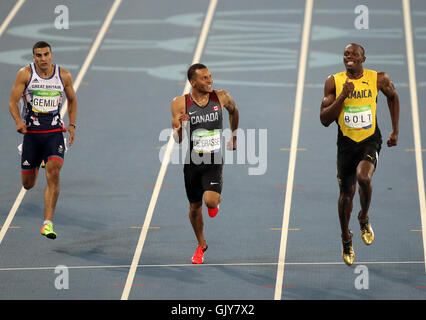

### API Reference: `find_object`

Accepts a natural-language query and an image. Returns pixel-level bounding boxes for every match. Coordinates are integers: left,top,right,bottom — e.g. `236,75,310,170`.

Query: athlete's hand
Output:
387,131,398,147
178,112,189,129
172,112,188,143
67,125,75,146
226,136,237,150
16,120,27,134
340,77,355,98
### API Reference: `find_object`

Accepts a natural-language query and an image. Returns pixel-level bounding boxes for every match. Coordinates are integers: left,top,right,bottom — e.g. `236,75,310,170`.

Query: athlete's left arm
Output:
378,72,399,147
217,90,239,150
61,68,77,147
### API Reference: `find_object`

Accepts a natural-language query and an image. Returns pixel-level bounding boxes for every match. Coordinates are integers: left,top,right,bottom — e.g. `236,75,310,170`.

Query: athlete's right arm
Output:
320,75,353,127
171,96,188,143
9,67,30,134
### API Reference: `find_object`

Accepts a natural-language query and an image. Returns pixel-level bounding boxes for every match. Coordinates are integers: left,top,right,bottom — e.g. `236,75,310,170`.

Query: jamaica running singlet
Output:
21,63,65,133
334,69,381,148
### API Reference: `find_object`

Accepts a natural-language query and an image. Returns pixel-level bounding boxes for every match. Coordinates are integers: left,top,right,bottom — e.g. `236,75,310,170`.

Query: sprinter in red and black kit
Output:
171,63,239,264
184,89,223,201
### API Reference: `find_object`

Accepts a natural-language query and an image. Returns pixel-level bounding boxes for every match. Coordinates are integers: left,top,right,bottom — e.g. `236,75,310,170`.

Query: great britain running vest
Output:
21,63,65,133
185,91,223,163
334,69,382,148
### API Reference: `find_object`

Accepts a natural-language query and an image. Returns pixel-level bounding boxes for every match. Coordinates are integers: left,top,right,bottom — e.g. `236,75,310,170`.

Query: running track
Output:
0,0,425,305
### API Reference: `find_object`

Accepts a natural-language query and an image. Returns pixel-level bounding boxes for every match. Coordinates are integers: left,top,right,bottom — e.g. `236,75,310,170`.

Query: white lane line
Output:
120,0,218,301
0,188,26,245
402,0,426,273
0,0,25,37
274,0,314,301
1,260,424,272
0,0,123,247
61,0,122,118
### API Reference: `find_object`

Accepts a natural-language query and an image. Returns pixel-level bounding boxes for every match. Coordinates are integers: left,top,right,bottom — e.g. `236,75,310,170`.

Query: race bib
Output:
32,90,61,113
344,105,372,129
192,129,221,153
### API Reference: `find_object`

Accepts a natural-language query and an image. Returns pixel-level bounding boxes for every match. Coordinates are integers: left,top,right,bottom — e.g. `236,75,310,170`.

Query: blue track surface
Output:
0,0,425,301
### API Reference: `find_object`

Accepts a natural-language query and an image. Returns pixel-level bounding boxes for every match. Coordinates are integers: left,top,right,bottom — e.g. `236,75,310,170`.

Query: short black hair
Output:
32,41,52,54
187,63,207,81
346,43,365,57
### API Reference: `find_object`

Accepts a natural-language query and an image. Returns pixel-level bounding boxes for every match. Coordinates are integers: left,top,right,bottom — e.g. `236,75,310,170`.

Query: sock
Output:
43,220,52,225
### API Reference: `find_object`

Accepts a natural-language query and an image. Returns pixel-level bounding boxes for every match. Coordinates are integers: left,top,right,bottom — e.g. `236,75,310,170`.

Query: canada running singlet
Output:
21,63,65,133
185,90,223,164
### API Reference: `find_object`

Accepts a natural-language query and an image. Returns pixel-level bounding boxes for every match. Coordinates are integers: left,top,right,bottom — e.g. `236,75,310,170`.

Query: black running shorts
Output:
21,131,65,173
183,163,223,203
337,140,381,189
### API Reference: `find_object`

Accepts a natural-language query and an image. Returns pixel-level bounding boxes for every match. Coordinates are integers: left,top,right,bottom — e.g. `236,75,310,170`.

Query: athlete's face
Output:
343,44,365,73
191,68,213,93
33,47,52,71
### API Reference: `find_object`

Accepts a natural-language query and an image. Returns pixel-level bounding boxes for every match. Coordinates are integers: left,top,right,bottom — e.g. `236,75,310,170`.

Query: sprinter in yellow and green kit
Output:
320,43,400,266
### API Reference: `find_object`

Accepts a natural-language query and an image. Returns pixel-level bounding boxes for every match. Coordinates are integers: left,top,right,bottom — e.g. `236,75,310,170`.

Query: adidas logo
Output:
33,78,39,83
23,160,30,166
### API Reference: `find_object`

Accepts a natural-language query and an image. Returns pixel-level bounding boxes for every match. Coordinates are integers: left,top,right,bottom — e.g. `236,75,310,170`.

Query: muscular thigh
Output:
21,133,43,173
201,164,223,195
337,149,357,189
42,131,66,165
184,164,204,203
184,163,223,203
337,141,381,189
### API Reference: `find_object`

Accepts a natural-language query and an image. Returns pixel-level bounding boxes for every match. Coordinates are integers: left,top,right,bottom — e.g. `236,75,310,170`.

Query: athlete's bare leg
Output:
338,183,356,242
44,159,62,221
356,160,375,222
203,191,221,209
22,169,39,190
189,201,206,248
